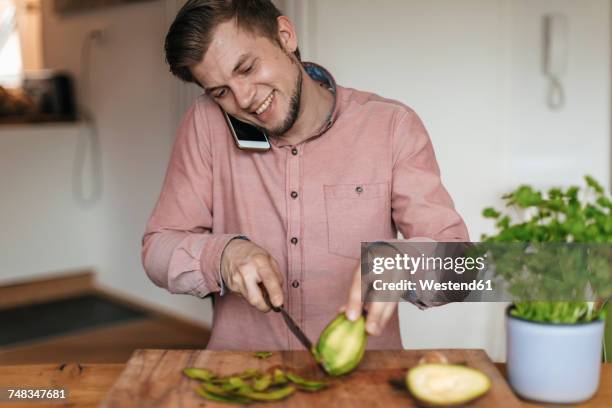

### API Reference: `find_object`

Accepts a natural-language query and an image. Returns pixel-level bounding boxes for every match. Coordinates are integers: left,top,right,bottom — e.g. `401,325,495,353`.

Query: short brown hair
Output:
165,0,300,84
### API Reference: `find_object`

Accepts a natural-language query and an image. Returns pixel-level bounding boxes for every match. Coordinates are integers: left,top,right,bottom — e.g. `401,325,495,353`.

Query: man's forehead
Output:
195,21,266,88
209,20,251,52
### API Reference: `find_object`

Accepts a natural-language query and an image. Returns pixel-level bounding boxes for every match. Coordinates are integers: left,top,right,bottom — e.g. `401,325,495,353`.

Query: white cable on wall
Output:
72,29,104,208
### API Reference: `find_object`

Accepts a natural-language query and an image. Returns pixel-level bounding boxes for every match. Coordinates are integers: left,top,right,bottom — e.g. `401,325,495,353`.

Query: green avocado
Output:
313,313,368,376
405,364,491,407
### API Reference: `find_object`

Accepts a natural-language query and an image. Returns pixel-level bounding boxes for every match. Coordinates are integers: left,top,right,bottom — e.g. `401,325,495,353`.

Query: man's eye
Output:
214,89,227,98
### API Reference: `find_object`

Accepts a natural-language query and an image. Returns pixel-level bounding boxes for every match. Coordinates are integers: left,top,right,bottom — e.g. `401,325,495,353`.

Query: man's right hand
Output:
220,238,284,312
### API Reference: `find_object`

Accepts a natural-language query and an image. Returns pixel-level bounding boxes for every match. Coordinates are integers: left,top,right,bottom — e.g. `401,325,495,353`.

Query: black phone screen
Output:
227,114,268,142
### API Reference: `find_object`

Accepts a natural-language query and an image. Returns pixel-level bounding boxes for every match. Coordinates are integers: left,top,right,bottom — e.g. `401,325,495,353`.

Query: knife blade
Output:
259,283,313,351
278,307,313,351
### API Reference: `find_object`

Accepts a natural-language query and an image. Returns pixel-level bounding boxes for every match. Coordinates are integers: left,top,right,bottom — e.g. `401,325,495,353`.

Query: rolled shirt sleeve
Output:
141,101,242,297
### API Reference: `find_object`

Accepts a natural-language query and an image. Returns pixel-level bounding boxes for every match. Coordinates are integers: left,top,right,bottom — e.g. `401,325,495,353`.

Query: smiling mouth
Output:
254,91,274,115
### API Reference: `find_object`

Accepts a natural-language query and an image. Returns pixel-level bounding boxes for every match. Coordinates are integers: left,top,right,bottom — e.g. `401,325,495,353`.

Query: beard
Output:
264,60,303,139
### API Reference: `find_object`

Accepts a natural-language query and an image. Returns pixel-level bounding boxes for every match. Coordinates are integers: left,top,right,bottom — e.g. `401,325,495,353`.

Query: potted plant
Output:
481,175,611,404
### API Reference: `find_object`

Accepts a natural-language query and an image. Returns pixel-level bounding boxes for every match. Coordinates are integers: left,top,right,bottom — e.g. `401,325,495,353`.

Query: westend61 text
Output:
372,279,493,292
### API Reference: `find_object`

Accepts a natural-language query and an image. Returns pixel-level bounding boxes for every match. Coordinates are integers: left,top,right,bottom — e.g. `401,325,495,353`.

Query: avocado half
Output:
405,364,491,407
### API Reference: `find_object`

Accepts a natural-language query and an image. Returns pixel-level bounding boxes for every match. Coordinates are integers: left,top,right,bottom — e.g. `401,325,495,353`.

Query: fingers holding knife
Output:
221,239,284,311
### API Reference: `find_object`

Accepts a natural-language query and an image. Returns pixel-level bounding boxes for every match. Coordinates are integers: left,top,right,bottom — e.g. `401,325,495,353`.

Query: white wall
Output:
0,124,102,277
285,0,610,361
0,0,214,328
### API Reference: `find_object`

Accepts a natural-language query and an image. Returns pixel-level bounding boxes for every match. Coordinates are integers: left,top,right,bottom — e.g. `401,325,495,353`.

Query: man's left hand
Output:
342,263,398,336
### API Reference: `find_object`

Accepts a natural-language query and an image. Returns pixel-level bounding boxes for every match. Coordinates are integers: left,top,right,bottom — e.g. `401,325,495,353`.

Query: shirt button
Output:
291,148,298,156
291,280,300,288
290,237,298,245
355,186,363,194
290,191,298,199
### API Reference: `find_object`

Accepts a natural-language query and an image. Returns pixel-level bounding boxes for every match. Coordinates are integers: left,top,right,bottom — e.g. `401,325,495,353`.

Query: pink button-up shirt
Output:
142,63,469,350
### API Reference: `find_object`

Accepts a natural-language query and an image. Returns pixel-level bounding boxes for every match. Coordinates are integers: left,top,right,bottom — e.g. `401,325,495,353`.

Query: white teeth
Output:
255,92,274,115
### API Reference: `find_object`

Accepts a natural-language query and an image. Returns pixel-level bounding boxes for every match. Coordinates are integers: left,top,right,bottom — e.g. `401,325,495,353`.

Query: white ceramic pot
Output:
506,306,604,404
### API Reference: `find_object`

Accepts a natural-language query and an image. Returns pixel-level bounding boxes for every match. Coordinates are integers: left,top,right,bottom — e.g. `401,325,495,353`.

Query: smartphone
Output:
223,111,271,151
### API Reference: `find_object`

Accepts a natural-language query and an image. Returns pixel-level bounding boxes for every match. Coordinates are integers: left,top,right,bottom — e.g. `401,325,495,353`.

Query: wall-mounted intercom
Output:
543,13,569,111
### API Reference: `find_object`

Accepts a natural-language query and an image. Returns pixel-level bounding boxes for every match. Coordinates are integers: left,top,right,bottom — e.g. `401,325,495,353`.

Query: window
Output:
0,0,22,88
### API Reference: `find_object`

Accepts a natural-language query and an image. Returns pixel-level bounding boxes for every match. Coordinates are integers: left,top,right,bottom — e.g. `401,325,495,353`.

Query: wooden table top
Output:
101,349,518,407
0,361,609,407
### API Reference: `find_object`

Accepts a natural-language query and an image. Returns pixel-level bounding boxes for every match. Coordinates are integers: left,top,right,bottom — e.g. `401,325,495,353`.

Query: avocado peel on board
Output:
183,366,328,404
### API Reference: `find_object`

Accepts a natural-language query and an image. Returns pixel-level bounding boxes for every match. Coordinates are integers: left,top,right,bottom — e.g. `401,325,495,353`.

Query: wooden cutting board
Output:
101,349,521,407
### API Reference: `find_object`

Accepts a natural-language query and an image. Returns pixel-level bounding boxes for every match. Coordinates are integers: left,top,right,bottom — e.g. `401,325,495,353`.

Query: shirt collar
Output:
271,62,341,147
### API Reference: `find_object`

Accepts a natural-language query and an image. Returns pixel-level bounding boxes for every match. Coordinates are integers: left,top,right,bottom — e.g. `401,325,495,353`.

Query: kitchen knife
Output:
259,283,313,351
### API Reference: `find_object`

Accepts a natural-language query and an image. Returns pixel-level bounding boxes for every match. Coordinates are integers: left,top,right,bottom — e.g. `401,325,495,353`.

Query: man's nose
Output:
232,81,256,111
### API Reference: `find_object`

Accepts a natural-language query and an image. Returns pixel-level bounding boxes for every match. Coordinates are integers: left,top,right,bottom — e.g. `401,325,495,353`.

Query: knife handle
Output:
258,282,282,312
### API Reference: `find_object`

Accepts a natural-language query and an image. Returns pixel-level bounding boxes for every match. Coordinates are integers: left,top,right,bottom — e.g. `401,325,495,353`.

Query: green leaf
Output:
596,196,612,209
585,175,604,194
496,216,511,230
483,207,501,219
566,186,579,199
512,185,542,207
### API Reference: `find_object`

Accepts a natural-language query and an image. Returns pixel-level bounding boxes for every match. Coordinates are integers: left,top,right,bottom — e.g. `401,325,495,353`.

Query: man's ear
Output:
277,15,298,53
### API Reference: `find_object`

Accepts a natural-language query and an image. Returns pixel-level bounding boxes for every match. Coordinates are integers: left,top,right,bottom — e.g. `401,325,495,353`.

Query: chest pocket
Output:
324,182,392,259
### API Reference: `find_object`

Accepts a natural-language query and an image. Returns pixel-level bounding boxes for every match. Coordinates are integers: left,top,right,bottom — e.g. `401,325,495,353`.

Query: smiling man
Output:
142,0,469,350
